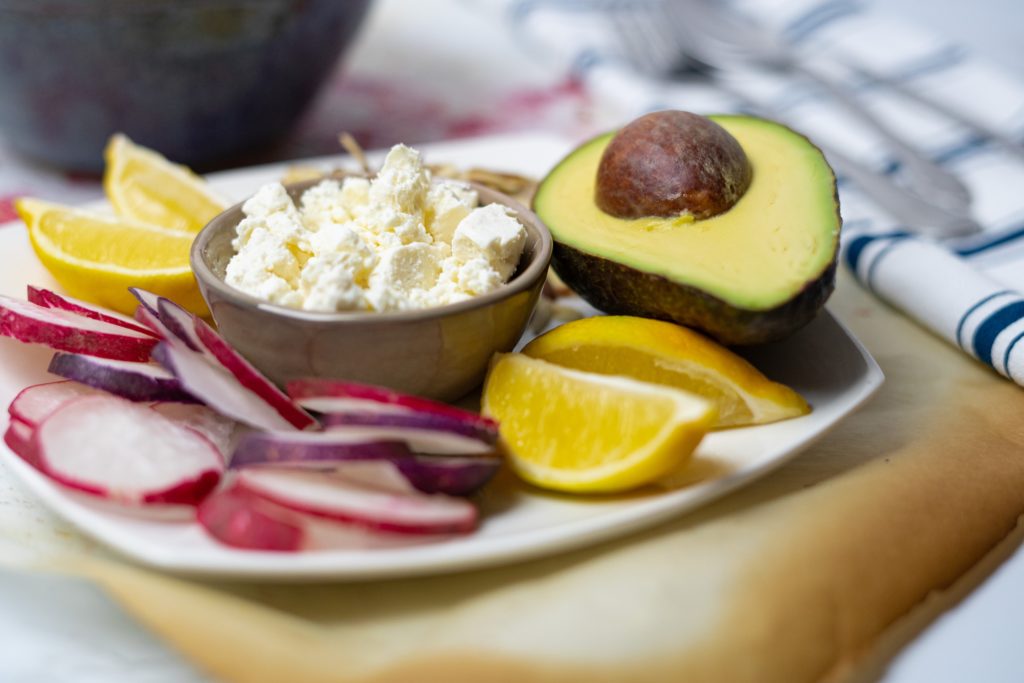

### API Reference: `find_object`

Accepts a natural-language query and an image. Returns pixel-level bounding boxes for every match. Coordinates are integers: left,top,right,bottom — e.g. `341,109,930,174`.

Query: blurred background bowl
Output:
192,178,553,402
0,0,373,171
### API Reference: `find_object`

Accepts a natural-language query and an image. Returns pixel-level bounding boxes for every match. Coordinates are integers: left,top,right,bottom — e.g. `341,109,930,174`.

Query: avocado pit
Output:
595,110,752,220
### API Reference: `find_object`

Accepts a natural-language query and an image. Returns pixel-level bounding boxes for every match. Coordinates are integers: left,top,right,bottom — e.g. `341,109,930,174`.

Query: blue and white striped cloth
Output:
503,0,1024,385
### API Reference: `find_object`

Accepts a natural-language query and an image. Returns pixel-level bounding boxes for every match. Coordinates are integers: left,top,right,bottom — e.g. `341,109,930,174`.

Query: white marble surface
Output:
0,1,1022,681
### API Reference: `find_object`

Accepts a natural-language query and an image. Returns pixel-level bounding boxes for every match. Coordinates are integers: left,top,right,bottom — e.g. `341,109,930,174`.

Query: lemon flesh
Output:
482,354,716,493
523,316,809,428
17,198,206,315
104,134,226,234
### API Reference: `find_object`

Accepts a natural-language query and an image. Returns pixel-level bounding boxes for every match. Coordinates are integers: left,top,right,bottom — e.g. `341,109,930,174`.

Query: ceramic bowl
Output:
191,178,552,402
0,0,372,170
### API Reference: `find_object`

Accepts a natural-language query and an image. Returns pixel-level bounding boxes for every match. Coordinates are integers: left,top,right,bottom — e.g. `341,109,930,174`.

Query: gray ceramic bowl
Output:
0,0,372,171
192,178,552,402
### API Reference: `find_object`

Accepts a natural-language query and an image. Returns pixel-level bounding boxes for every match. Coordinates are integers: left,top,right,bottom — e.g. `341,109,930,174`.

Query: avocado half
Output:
533,115,840,345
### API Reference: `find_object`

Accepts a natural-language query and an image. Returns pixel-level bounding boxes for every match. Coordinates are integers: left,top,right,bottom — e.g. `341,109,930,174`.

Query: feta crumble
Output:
225,144,528,313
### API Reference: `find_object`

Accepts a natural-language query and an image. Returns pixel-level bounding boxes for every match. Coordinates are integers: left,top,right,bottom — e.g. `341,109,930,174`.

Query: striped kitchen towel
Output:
500,0,1024,385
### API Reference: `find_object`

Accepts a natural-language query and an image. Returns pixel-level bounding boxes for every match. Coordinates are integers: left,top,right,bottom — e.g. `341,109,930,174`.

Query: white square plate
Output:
0,134,883,581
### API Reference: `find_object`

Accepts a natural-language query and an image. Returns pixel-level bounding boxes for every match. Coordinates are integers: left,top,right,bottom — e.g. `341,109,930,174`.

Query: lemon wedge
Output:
104,134,226,233
522,316,809,428
16,198,207,315
482,353,716,493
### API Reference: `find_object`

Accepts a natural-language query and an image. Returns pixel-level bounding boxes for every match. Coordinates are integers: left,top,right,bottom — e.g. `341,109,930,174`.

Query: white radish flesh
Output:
27,286,156,337
8,380,104,427
321,411,498,445
235,468,477,534
187,313,316,431
47,352,194,402
34,395,222,506
286,379,498,437
153,342,301,432
150,402,240,463
323,424,492,455
145,295,315,431
0,295,157,362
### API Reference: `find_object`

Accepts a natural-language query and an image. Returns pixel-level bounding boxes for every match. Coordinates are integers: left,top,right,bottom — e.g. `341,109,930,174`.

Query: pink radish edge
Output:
0,295,157,362
185,311,315,430
8,380,105,428
197,486,305,552
4,418,37,466
287,379,497,433
234,468,478,535
32,395,223,506
27,286,156,337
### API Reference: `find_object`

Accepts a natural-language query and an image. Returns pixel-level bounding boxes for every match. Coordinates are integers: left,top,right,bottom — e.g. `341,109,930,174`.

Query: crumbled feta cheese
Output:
369,144,431,214
451,203,527,281
224,144,528,313
367,243,445,312
425,181,478,245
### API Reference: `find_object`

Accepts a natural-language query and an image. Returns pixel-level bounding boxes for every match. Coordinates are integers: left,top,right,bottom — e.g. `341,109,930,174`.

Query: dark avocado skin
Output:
551,242,837,346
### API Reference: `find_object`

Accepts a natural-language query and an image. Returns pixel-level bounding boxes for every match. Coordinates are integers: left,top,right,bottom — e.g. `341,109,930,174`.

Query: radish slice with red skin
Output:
198,483,455,551
153,342,303,432
320,411,498,445
150,402,240,462
33,395,222,506
0,295,157,362
235,468,477,535
4,418,37,466
48,352,195,403
198,486,304,552
153,296,207,352
186,315,316,431
229,431,498,496
27,286,157,337
286,379,498,437
133,304,173,341
8,380,105,428
323,424,492,455
230,430,413,469
145,296,315,431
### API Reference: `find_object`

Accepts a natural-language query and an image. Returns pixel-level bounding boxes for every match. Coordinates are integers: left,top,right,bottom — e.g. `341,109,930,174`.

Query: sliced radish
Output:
198,482,453,551
235,468,477,534
287,379,498,438
48,352,194,402
230,430,413,469
28,286,157,337
321,411,498,445
33,395,222,506
325,424,492,455
153,342,304,432
0,295,157,362
137,294,316,431
187,316,315,431
150,402,240,462
392,456,500,496
8,380,105,428
133,304,172,340
153,296,207,351
198,486,304,552
4,418,37,466
229,431,498,496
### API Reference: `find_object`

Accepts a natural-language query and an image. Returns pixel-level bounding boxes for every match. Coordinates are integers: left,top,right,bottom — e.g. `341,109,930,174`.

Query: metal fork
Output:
625,0,975,216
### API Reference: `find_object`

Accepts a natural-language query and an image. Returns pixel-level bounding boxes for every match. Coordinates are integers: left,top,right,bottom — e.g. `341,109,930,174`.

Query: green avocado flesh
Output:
534,115,840,324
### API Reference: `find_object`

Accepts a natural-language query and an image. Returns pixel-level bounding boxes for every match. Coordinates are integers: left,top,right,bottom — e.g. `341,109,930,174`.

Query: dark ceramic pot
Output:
0,0,372,171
